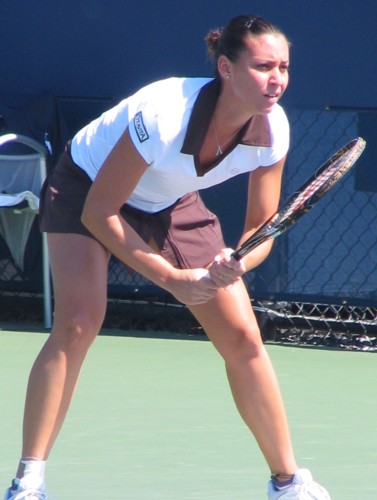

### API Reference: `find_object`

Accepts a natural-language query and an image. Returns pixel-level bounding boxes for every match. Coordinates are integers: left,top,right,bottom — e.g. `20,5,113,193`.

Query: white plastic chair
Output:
0,133,52,328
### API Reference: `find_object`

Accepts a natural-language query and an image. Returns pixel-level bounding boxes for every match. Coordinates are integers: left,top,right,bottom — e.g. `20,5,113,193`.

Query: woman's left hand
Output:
207,248,246,288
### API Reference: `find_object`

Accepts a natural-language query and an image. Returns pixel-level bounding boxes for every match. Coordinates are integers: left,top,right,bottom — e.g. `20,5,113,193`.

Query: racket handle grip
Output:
202,253,240,281
231,250,242,261
203,250,241,280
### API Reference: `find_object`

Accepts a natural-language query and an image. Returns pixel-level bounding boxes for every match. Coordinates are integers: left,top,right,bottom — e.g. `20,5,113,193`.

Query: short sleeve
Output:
259,105,290,166
127,97,162,165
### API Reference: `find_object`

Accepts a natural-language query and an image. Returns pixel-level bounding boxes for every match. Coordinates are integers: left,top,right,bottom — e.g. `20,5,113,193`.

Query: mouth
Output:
264,93,280,99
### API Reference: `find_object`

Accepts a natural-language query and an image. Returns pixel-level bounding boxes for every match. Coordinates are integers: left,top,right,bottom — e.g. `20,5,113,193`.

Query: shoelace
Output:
9,489,47,500
273,481,330,499
293,480,330,499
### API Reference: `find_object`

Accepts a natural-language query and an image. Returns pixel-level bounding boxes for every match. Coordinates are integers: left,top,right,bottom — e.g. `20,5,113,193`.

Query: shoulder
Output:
257,104,289,166
268,104,289,131
267,104,290,148
129,77,213,108
126,77,212,136
127,77,212,164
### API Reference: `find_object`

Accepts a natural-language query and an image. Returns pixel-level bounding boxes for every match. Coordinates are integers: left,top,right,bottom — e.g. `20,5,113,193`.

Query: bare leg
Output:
188,280,297,475
21,233,110,460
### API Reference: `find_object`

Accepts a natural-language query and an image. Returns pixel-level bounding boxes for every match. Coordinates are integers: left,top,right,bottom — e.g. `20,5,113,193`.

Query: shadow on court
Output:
1,325,376,499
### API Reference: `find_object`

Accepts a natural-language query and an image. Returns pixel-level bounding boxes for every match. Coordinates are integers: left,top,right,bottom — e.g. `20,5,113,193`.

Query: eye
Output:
255,63,272,72
279,64,289,73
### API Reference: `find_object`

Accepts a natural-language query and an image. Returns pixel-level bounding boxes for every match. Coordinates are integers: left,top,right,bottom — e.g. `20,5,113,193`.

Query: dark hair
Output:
205,14,288,74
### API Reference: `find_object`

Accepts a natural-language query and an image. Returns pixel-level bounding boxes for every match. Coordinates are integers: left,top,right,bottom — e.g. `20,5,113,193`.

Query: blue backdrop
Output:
0,0,376,306
0,1,376,109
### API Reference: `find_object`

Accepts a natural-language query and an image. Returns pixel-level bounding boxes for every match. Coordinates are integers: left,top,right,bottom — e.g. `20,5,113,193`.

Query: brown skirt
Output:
39,147,226,269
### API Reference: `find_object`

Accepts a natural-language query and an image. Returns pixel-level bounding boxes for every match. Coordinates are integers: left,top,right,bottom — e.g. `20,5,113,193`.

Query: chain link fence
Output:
243,108,377,349
0,107,376,348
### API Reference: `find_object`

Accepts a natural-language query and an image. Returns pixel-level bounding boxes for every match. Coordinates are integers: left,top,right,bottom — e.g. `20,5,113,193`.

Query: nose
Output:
269,67,284,85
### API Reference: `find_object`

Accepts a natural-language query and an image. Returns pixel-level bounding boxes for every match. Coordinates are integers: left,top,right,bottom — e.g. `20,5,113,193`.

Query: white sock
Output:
18,459,46,480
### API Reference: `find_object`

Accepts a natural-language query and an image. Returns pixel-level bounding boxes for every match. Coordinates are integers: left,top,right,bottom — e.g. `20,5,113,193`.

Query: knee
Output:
50,309,105,354
223,323,265,367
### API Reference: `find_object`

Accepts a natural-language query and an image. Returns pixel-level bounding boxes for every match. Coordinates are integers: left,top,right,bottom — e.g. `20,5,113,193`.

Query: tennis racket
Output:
232,136,366,261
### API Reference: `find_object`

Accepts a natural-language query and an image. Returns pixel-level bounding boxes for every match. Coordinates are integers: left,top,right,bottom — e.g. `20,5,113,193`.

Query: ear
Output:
217,55,231,80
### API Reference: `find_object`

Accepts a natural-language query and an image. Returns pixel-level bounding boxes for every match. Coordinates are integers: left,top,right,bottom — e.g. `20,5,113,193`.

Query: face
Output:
219,33,290,115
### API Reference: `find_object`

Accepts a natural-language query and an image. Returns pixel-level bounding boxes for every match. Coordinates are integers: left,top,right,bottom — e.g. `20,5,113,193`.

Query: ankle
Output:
16,458,46,480
271,472,295,491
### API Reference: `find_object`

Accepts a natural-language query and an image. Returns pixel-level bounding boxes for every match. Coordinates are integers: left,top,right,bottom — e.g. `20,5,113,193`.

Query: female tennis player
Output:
5,14,331,499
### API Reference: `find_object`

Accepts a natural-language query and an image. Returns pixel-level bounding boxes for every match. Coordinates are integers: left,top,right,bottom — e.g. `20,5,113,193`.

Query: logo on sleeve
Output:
134,111,149,143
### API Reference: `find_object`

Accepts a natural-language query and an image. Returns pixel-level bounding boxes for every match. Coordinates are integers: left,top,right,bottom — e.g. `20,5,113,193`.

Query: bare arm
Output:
239,156,286,271
207,156,285,285
81,127,218,304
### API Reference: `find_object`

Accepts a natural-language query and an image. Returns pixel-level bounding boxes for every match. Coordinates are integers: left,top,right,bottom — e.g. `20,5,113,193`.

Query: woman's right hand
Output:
165,268,219,305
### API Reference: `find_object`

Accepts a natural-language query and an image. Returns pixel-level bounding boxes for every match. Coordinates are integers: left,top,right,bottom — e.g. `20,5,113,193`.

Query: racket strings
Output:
233,138,366,260
279,145,363,222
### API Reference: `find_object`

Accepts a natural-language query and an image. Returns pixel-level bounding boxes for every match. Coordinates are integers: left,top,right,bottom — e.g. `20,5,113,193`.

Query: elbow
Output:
81,198,100,234
81,214,91,233
81,199,119,241
81,202,91,230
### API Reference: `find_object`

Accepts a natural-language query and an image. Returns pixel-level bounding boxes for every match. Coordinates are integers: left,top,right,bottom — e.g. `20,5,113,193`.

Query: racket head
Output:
277,136,366,222
234,137,366,260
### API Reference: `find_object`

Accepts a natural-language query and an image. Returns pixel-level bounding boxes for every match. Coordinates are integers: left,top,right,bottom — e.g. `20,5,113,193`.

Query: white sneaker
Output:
4,475,47,500
267,469,331,499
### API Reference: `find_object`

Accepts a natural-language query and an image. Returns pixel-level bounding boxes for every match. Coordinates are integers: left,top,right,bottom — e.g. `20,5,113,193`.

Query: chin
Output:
259,107,275,115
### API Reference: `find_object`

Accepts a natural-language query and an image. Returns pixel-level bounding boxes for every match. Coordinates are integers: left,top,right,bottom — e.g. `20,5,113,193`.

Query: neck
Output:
214,86,255,132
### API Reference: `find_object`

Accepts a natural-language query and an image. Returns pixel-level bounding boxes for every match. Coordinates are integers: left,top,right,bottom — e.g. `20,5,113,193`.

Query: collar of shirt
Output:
180,78,273,162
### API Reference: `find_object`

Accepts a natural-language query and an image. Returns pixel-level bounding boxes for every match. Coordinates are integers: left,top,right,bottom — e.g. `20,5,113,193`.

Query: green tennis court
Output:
1,325,376,499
